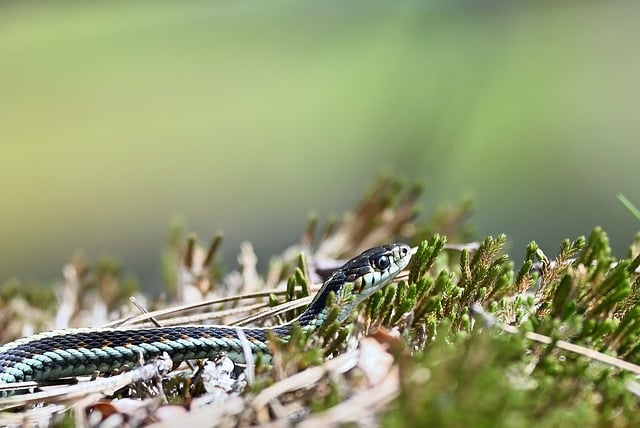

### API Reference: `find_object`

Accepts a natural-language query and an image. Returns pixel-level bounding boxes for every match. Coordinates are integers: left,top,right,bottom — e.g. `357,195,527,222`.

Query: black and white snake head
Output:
338,243,412,304
295,243,412,327
307,243,411,320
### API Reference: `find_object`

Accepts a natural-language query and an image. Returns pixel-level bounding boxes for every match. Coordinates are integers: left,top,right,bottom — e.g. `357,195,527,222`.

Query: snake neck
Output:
269,272,353,338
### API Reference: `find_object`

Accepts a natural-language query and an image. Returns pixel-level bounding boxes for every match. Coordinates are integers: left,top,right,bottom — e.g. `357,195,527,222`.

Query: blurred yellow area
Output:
1,0,639,287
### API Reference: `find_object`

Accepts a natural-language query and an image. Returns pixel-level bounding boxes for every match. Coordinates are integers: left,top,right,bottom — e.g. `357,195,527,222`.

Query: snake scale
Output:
0,243,411,385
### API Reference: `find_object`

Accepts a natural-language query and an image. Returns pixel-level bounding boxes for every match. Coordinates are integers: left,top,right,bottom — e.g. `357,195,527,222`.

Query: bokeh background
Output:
1,0,638,290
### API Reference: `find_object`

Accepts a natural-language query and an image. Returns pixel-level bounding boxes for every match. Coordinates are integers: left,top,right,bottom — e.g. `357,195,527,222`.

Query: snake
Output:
0,243,411,385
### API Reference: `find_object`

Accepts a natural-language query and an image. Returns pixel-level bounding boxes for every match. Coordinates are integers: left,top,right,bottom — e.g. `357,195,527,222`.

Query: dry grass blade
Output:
499,323,640,376
297,366,399,428
146,396,246,428
251,350,360,411
0,401,69,427
102,288,313,328
155,302,269,327
234,295,315,326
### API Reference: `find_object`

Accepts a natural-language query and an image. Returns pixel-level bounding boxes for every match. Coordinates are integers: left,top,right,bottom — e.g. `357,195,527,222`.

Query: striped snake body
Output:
0,244,411,384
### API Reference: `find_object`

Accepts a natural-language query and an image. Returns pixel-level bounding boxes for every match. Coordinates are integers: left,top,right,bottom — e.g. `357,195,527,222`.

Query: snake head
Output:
339,243,412,302
295,243,412,327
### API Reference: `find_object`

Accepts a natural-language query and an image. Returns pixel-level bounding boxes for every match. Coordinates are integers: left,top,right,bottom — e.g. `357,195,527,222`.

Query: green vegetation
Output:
1,176,639,426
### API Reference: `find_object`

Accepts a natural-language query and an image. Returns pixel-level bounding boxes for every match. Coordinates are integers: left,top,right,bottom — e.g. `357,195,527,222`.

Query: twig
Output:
251,350,359,411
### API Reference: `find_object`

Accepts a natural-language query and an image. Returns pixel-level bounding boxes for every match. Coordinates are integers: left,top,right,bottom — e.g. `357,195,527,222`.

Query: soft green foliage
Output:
280,255,313,321
385,328,607,428
0,278,56,310
83,256,141,311
379,227,640,427
619,194,640,222
160,224,224,299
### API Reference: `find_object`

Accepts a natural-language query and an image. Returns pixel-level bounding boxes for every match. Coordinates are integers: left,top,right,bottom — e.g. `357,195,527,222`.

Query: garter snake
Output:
0,243,411,385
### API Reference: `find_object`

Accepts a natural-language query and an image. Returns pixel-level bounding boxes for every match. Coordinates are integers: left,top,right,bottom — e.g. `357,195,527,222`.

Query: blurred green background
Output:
1,0,638,289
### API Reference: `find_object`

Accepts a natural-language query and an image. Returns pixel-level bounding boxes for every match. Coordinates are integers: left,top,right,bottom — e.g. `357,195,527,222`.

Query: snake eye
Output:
373,255,390,270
